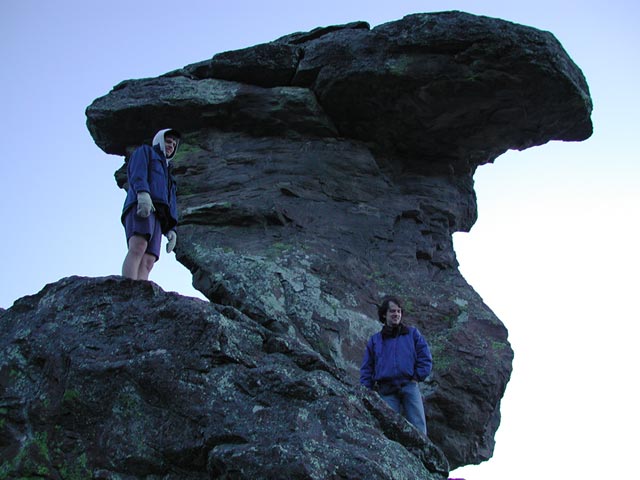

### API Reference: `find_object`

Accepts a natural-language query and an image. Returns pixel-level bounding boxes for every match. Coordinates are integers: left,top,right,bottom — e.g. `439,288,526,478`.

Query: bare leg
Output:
122,235,149,280
137,253,156,280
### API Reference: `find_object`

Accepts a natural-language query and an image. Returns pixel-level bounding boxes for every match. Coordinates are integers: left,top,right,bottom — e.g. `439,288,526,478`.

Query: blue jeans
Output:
380,381,427,436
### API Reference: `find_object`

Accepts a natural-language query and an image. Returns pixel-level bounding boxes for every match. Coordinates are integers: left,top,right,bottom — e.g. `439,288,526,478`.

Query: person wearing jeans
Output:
360,296,433,436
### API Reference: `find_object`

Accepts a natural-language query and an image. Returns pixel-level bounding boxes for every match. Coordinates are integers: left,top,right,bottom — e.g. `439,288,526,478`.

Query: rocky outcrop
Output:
2,10,592,479
88,12,591,173
0,276,448,479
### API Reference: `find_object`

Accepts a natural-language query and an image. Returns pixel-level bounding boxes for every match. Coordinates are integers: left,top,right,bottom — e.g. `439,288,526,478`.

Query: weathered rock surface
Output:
3,10,593,479
87,12,592,174
0,276,448,479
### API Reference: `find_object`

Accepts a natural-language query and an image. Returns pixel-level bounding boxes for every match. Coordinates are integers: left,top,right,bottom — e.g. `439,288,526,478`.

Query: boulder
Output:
0,276,448,479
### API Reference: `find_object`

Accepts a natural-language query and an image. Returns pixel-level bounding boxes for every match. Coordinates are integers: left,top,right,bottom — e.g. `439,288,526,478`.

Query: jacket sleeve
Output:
127,145,151,195
359,337,376,389
413,328,433,382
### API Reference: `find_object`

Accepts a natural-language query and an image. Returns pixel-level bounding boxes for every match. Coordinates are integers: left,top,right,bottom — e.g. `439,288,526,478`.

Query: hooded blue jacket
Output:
360,325,433,390
121,143,178,234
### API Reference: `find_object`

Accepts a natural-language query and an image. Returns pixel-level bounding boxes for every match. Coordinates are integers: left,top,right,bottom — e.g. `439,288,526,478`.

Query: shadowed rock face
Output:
2,11,592,478
0,277,448,479
87,12,592,173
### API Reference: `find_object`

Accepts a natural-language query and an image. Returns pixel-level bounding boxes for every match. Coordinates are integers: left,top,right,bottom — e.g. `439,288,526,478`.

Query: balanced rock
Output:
88,9,591,471
5,10,593,479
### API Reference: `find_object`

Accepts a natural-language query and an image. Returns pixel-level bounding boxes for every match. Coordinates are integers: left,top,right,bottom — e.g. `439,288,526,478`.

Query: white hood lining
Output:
152,128,180,160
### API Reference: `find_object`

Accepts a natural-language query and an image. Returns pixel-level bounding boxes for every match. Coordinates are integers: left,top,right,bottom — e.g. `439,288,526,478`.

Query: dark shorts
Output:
123,208,162,260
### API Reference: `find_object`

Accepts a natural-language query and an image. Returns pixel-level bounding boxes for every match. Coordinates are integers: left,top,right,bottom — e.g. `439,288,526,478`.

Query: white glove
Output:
166,230,177,253
136,192,154,218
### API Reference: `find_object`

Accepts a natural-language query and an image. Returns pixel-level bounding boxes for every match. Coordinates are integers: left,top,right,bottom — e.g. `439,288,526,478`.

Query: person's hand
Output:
136,192,154,218
166,230,177,253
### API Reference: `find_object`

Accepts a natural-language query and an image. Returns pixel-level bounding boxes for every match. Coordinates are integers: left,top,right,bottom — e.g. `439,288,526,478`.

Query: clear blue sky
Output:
2,1,638,478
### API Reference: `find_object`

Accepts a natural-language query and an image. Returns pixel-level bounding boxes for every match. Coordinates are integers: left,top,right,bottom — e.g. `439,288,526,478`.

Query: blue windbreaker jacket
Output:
121,143,178,234
360,325,433,389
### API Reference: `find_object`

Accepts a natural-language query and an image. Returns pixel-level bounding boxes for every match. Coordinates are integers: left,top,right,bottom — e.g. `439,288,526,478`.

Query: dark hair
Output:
378,296,403,323
164,129,181,140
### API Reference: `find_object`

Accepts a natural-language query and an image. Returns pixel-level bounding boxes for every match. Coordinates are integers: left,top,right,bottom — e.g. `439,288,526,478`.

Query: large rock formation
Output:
2,10,591,479
0,276,448,479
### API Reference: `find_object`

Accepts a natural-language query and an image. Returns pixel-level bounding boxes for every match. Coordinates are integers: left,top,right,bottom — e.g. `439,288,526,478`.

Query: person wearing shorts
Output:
123,208,163,260
121,128,181,280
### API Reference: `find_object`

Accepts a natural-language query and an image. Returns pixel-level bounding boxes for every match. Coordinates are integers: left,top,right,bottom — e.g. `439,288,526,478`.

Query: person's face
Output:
165,135,177,157
385,302,402,326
